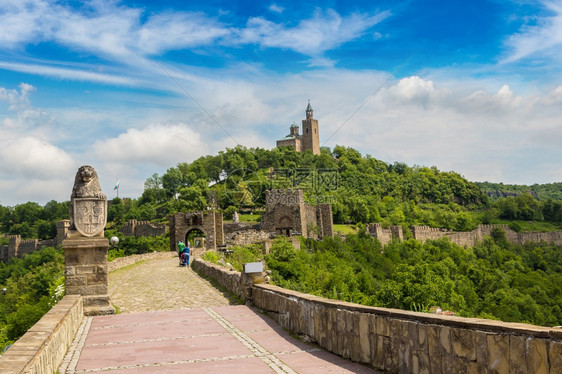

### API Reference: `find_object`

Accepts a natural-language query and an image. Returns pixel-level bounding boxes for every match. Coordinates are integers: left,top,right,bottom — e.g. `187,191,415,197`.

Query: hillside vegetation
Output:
140,146,562,231
477,181,562,201
206,234,562,327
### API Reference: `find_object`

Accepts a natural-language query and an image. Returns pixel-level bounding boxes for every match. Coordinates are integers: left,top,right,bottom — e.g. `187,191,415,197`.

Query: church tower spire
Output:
306,100,313,119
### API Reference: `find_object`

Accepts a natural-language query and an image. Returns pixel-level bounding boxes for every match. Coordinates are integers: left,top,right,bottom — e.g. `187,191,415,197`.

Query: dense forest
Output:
205,233,562,327
0,247,64,352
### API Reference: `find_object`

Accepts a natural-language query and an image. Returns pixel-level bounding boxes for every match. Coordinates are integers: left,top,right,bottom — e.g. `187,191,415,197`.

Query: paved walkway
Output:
59,256,379,373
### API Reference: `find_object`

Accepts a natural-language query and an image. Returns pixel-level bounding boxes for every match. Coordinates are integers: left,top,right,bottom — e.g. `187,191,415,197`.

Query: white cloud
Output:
91,124,210,167
502,1,562,63
269,4,284,14
0,0,49,47
0,61,142,86
138,12,228,55
0,136,75,178
235,9,390,56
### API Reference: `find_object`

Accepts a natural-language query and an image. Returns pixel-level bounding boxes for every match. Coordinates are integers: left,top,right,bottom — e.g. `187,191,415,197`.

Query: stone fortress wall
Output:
0,235,56,263
261,189,333,239
367,223,404,246
411,224,562,247
120,219,167,237
367,223,562,247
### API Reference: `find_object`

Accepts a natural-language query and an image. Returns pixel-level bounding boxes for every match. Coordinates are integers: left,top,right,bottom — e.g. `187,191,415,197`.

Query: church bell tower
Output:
301,101,320,155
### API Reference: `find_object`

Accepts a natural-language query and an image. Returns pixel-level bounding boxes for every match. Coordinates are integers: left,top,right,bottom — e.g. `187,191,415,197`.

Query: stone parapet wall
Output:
192,257,253,301
121,219,167,238
226,229,271,246
108,251,176,272
223,222,259,234
0,295,83,374
252,284,562,373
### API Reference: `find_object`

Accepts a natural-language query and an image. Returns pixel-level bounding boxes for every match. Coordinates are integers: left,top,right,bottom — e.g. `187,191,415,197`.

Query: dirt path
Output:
108,255,238,313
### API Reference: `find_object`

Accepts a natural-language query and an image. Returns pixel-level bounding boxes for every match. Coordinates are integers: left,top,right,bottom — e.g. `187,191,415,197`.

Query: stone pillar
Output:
63,237,114,316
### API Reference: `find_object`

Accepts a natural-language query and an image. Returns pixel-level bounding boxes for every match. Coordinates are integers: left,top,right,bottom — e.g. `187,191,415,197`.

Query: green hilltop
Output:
137,145,562,232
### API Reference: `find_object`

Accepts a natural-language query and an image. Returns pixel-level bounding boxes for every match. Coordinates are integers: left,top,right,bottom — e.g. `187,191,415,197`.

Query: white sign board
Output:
244,262,263,273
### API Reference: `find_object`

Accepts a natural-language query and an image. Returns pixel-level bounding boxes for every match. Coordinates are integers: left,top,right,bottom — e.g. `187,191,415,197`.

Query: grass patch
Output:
111,303,122,314
333,224,358,235
109,260,146,274
492,219,562,232
239,214,261,223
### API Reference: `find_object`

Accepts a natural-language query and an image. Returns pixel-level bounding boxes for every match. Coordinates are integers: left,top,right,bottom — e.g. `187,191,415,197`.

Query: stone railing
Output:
252,284,562,373
0,295,83,373
191,258,250,301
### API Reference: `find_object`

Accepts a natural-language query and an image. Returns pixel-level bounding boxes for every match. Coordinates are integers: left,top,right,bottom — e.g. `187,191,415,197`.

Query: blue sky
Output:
1,0,562,206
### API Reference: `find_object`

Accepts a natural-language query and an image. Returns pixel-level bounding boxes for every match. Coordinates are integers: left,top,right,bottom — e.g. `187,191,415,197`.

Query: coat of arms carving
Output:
73,198,107,237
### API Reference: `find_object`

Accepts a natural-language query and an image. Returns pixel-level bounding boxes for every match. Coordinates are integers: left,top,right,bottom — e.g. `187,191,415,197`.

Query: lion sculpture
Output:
69,165,106,232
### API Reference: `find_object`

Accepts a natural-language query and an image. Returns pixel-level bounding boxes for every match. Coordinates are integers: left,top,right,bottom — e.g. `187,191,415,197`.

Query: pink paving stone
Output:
85,317,226,345
90,308,210,328
246,328,312,353
105,356,275,374
278,350,380,373
223,313,274,331
76,333,250,371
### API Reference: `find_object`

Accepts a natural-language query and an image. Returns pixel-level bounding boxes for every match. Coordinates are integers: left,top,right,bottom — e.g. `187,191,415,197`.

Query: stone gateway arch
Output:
169,211,224,251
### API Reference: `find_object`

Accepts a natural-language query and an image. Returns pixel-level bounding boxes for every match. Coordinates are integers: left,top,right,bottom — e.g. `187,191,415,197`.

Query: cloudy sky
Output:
1,0,562,206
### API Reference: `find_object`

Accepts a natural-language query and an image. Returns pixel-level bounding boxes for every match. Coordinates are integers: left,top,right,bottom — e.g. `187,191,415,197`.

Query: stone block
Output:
440,326,451,354
509,335,526,374
475,331,488,367
76,265,97,274
372,335,385,370
549,341,562,374
487,333,509,374
358,313,372,363
69,284,107,296
83,295,110,307
383,336,397,372
406,320,419,348
376,315,390,337
428,325,443,373
395,338,411,373
86,272,107,284
417,323,428,351
452,327,476,361
412,351,430,374
526,338,549,374
327,308,337,351
66,275,86,287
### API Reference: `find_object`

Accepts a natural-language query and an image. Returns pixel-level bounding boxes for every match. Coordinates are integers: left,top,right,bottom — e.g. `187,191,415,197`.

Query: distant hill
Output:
476,182,562,201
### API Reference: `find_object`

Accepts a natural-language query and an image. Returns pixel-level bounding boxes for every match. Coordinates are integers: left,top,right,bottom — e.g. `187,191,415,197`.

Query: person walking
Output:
178,240,185,263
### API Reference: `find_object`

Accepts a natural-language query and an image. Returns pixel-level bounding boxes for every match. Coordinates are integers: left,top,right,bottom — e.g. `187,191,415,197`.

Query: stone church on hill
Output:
276,101,320,155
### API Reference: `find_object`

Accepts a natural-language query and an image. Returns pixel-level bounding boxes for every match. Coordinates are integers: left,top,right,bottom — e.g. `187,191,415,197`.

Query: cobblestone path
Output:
108,254,238,313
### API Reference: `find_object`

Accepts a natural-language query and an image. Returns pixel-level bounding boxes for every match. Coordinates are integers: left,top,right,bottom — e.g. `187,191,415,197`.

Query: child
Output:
182,242,190,266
